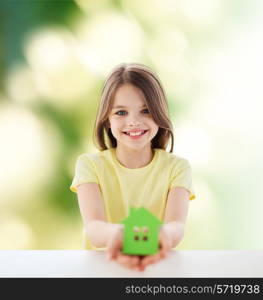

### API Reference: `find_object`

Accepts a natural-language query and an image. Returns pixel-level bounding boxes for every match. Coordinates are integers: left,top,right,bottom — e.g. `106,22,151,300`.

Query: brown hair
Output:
93,63,174,152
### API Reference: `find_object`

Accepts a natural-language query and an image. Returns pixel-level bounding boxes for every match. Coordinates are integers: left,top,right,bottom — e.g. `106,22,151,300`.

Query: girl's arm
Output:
77,183,141,270
140,187,190,268
77,183,123,248
162,186,190,248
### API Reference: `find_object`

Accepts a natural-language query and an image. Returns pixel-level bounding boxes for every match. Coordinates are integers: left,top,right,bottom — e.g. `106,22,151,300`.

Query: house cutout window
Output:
132,226,150,241
142,226,149,241
133,226,140,241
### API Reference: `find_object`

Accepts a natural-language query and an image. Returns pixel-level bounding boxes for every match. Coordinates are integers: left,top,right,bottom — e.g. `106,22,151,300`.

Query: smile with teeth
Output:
123,130,148,136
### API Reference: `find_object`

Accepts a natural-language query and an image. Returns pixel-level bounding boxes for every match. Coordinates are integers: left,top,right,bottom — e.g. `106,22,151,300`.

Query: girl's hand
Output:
106,224,173,271
106,224,123,260
140,226,173,268
106,224,143,271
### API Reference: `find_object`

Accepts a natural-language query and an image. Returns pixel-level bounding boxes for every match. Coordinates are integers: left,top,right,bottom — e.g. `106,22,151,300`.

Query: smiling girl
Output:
70,63,195,271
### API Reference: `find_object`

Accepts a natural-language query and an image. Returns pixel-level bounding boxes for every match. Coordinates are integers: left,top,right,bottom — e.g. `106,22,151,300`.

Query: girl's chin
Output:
116,140,152,149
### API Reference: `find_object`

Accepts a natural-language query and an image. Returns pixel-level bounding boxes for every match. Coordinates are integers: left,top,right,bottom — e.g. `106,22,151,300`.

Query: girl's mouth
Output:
123,130,148,139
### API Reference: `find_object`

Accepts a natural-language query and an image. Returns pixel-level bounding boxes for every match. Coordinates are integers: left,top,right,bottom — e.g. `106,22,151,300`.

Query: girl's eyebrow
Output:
112,105,147,109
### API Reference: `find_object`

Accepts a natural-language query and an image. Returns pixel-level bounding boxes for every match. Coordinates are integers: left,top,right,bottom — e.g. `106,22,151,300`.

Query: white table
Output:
1,250,263,278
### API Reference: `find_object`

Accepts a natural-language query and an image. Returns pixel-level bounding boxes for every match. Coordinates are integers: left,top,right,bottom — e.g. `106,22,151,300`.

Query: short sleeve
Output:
69,154,99,193
169,158,196,200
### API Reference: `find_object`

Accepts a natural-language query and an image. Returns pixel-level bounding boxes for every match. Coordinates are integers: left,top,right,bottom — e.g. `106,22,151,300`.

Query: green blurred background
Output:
0,0,262,250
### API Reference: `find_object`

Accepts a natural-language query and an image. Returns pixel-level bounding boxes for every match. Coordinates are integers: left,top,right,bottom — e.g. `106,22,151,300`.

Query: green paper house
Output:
121,207,162,255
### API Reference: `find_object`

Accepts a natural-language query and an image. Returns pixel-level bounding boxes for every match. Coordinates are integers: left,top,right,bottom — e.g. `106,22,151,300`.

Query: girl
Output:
70,63,195,272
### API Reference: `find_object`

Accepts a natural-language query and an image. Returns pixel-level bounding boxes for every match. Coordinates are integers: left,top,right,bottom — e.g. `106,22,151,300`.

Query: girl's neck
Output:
115,145,154,169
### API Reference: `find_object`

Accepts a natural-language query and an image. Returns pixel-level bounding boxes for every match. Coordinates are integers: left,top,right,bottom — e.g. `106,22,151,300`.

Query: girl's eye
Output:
142,109,149,114
115,109,149,116
116,110,127,116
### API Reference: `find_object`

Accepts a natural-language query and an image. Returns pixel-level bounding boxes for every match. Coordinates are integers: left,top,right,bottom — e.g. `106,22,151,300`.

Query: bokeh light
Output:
24,27,95,109
73,11,144,75
5,63,39,104
0,215,35,249
0,104,62,210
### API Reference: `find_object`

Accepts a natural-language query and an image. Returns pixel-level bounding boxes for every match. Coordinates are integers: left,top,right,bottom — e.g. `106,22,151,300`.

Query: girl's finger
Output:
159,242,169,258
116,254,137,269
107,241,121,260
159,231,172,258
106,225,124,260
141,253,160,267
107,238,123,260
130,256,140,267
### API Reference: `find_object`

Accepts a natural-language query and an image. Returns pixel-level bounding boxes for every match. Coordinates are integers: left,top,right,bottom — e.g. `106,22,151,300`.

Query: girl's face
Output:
108,84,159,151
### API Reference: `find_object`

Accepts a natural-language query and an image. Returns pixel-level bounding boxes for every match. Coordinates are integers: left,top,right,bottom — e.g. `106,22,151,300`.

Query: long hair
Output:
93,63,174,152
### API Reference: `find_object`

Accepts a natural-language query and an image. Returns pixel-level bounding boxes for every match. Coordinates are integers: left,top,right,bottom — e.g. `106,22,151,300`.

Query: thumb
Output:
159,228,172,257
107,225,123,260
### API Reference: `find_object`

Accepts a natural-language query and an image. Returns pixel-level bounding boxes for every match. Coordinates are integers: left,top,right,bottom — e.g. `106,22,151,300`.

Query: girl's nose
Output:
127,113,143,127
127,120,142,127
